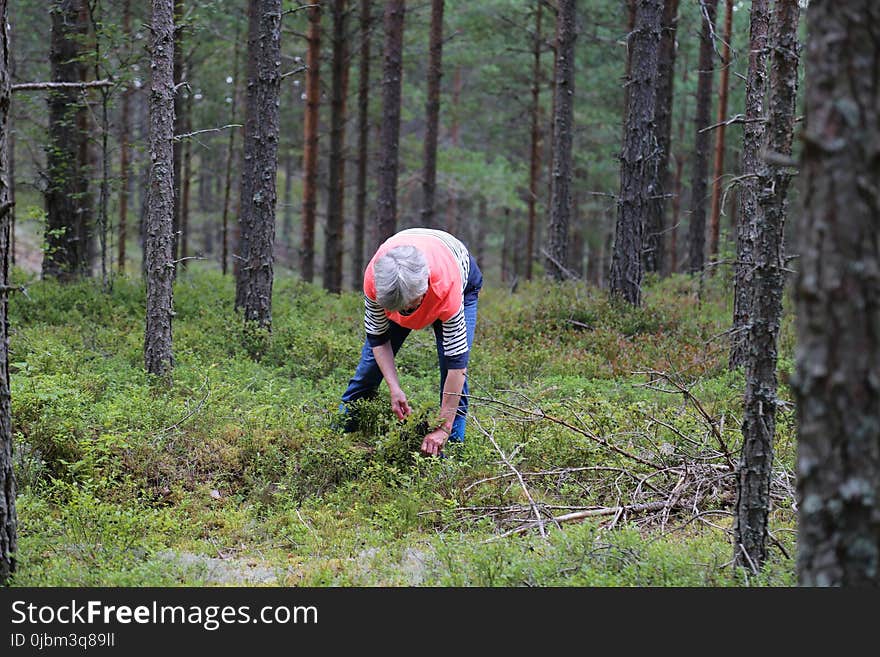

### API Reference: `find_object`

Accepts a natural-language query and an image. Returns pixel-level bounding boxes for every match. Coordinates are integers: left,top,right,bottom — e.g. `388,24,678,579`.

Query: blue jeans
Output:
341,256,482,441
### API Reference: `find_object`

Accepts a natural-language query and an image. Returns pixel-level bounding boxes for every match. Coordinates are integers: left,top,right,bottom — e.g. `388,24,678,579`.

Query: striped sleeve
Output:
364,295,391,346
441,305,469,369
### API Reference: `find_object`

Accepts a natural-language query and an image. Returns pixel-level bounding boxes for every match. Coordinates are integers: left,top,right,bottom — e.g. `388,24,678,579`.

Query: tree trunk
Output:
526,2,542,281
610,0,663,305
794,0,880,587
351,0,371,289
375,0,405,247
420,0,443,229
707,0,732,263
145,0,176,377
733,0,800,572
729,0,770,368
301,3,321,281
644,0,679,275
171,0,184,274
544,0,576,281
235,0,260,308
281,146,294,267
180,61,193,270
221,22,242,276
0,0,17,585
323,0,349,293
668,47,688,274
445,65,461,235
6,44,12,268
43,0,92,282
686,0,717,274
236,0,281,329
118,0,132,274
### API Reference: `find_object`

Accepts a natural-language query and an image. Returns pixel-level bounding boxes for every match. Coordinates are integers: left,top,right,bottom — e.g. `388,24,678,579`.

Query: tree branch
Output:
12,79,114,92
173,124,242,142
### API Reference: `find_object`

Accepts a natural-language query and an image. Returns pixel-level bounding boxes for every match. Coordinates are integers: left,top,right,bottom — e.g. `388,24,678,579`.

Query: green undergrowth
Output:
6,264,797,586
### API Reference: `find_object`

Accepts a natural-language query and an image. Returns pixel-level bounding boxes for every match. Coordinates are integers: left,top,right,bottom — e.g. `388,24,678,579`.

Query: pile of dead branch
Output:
422,370,796,541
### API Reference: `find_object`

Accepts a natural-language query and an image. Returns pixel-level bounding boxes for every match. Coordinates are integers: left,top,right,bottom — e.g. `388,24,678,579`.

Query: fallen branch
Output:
499,500,687,538
473,415,548,539
466,393,666,471
634,369,736,471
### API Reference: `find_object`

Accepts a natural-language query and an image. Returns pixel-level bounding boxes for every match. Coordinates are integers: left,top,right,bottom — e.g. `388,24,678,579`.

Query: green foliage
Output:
6,266,798,587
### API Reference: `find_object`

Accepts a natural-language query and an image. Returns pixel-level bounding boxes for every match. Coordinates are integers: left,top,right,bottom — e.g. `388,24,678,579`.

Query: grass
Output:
5,262,798,587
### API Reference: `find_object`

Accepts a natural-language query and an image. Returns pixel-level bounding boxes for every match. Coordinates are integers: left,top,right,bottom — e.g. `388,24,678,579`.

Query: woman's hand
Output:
420,428,448,457
390,388,412,420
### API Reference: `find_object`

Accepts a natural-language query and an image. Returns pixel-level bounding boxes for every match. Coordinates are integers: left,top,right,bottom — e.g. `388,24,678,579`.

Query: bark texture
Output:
351,0,371,289
734,0,800,572
221,25,241,276
300,3,321,282
43,0,93,281
707,0,732,262
0,0,17,585
375,0,405,247
730,0,770,368
145,0,176,376
526,2,542,281
323,0,349,293
610,0,662,305
686,0,717,274
545,0,576,281
118,0,132,273
644,0,679,275
172,0,184,272
236,0,281,329
795,0,880,587
420,0,443,229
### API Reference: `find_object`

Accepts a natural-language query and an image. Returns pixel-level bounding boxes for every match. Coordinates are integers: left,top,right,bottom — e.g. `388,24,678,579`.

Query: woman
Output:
340,227,482,456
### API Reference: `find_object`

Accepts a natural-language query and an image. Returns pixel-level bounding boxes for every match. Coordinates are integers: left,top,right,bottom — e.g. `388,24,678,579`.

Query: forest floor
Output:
5,262,798,586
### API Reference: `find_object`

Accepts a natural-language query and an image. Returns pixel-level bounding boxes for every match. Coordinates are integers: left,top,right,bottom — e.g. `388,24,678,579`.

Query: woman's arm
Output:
421,367,466,456
371,341,412,420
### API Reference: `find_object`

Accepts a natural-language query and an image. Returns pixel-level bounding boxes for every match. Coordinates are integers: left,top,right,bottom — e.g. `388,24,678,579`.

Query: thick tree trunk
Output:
301,3,321,281
707,0,732,262
351,0,371,289
118,0,132,274
610,0,662,305
420,0,443,229
545,0,576,281
43,0,92,281
729,0,770,368
643,0,679,275
145,0,176,377
734,0,800,572
0,0,17,585
236,0,281,329
686,0,717,274
375,0,405,246
526,2,542,281
323,0,349,293
794,0,880,587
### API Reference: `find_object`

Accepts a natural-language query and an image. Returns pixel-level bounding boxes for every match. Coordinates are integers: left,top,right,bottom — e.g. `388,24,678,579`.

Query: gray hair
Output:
373,245,429,312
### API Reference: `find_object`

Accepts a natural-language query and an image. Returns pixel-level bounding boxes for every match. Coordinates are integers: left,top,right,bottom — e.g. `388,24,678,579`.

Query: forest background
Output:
0,0,873,587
